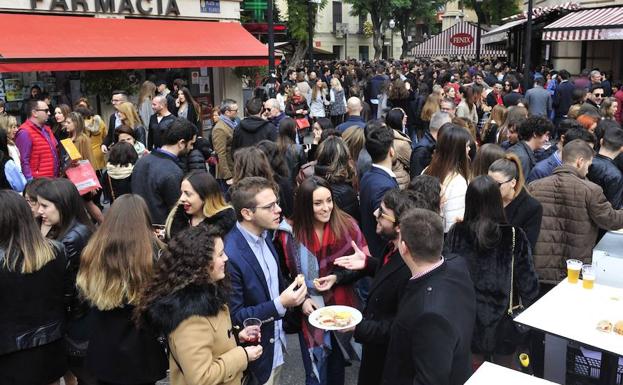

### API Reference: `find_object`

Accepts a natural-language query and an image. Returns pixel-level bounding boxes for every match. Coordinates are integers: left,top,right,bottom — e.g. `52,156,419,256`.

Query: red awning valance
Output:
0,13,269,72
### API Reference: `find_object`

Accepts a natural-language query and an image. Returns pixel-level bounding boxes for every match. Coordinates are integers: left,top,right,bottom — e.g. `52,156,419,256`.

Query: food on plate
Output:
614,321,623,335
597,320,613,333
315,308,353,328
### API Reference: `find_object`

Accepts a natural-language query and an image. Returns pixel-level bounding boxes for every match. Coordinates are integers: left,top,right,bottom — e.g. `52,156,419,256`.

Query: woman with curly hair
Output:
77,194,168,385
135,227,263,385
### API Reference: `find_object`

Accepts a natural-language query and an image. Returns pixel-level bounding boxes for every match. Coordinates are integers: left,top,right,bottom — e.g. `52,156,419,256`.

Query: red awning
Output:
543,7,623,41
0,13,269,72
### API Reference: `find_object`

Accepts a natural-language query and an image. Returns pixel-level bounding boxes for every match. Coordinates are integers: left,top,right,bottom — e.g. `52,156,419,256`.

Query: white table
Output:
515,280,623,384
465,362,560,385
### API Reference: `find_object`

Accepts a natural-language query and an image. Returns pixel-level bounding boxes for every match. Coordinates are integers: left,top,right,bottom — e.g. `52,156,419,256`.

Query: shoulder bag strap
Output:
508,226,516,316
107,173,116,201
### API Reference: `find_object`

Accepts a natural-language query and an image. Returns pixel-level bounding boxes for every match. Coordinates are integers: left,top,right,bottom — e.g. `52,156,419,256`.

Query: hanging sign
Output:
450,33,474,47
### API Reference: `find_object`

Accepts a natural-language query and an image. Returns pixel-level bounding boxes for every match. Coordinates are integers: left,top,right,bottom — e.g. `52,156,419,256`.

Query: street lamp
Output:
524,0,534,90
475,0,483,62
389,19,395,60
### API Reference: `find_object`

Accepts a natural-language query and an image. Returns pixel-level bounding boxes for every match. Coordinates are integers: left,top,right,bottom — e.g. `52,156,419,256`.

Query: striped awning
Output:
543,7,623,41
412,21,506,58
482,18,527,45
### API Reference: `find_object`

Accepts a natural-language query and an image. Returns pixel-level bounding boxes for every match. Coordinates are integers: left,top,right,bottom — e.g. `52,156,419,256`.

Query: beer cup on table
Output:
566,259,583,284
242,318,262,345
582,265,595,289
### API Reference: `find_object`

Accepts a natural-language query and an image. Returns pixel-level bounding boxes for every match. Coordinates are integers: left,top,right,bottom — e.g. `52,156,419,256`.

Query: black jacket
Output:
314,164,360,222
179,149,207,173
0,241,67,355
147,114,177,150
104,122,147,148
503,91,523,107
354,247,410,385
587,154,623,209
508,141,537,178
231,116,277,154
166,205,237,241
410,131,435,178
85,305,168,384
554,80,575,119
443,224,539,354
505,188,543,251
381,256,476,385
131,149,184,225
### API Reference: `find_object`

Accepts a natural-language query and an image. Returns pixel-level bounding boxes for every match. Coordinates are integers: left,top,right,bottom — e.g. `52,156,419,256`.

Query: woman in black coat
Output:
0,191,68,385
314,136,360,222
36,178,95,383
77,195,167,385
165,170,236,241
488,154,543,251
443,175,539,368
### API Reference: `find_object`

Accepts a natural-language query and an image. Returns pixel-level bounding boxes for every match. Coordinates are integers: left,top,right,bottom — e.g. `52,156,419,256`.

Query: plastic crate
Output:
566,343,623,385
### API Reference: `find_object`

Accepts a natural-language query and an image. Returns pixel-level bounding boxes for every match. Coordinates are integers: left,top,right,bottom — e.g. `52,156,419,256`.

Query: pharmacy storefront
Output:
0,0,269,125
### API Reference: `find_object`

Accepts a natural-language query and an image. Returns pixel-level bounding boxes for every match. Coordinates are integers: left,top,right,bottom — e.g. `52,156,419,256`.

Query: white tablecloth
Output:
465,362,559,384
514,280,623,356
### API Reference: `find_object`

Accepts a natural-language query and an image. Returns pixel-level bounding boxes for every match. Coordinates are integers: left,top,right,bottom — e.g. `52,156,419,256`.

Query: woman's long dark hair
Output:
462,175,507,251
425,124,471,182
36,178,93,238
179,87,201,121
134,226,229,325
292,176,352,247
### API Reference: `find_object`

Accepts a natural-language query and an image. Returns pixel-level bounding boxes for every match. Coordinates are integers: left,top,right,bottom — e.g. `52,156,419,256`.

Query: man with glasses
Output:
102,90,129,153
225,176,310,385
15,99,59,179
579,83,604,116
486,82,504,108
439,99,456,118
212,99,239,192
263,98,286,128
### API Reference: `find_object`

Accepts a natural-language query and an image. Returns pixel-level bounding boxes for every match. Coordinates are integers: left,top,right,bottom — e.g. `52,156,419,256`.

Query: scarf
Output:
106,163,134,179
276,220,363,382
219,114,238,130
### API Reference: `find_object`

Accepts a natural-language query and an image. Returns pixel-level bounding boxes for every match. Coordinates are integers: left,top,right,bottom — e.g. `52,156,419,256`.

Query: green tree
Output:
345,0,410,59
392,0,445,58
283,0,327,66
464,0,520,26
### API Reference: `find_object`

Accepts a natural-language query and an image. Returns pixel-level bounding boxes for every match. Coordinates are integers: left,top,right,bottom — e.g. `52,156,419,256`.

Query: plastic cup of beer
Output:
566,259,583,284
582,265,595,289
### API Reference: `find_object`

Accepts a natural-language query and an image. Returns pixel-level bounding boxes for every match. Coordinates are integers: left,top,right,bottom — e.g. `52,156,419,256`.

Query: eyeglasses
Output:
251,200,280,212
593,93,604,97
375,206,396,223
496,178,514,187
228,108,239,112
111,99,123,103
35,108,49,113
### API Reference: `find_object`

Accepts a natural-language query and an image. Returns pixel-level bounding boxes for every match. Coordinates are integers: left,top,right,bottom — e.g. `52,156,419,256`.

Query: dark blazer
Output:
508,141,536,179
85,305,168,384
381,256,476,385
410,131,436,178
225,225,287,385
554,80,575,119
147,113,177,150
104,113,119,147
354,247,411,385
359,166,398,259
505,188,543,252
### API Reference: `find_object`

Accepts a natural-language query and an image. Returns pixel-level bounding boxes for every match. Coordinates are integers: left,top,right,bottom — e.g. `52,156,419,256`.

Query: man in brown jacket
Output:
528,139,623,286
212,99,238,192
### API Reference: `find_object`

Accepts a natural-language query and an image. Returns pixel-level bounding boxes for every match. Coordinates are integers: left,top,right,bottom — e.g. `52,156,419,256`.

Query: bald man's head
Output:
347,97,362,116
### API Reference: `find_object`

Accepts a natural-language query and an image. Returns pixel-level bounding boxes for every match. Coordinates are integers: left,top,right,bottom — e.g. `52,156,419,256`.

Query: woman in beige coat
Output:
136,227,262,385
385,108,412,189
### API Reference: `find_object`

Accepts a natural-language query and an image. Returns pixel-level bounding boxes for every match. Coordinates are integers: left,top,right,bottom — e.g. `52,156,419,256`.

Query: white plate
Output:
308,305,363,331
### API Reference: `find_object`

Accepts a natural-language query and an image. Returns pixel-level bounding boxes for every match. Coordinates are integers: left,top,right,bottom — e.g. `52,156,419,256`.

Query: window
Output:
333,1,342,33
333,45,342,59
359,45,369,61
358,14,366,33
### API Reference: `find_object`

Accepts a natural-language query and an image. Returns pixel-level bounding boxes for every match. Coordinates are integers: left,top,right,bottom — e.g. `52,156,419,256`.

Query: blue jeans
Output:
299,332,345,385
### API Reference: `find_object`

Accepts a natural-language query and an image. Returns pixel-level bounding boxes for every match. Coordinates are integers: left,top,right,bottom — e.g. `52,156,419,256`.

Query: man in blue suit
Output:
225,176,310,385
359,121,399,260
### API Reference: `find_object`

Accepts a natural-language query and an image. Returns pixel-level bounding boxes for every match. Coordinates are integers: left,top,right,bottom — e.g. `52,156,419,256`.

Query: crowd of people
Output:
2,57,623,385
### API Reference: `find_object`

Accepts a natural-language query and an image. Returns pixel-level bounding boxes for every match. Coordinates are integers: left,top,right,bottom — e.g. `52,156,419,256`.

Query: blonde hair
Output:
330,78,343,92
0,190,55,273
117,101,142,128
77,195,159,310
0,114,18,145
342,125,365,164
421,94,440,122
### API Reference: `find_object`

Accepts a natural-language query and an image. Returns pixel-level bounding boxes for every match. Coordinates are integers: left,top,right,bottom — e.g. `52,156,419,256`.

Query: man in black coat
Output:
381,208,476,385
335,189,438,385
231,97,277,154
147,95,177,150
587,125,623,209
410,112,451,178
102,90,129,151
553,70,575,126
